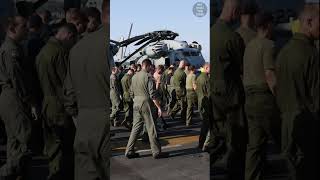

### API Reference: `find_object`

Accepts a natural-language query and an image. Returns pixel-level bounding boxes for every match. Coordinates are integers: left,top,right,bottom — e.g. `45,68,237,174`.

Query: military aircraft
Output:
111,30,206,69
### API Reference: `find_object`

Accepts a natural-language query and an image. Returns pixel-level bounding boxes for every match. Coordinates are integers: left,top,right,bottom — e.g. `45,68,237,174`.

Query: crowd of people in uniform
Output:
0,0,319,180
209,0,319,180
0,1,110,180
110,60,213,159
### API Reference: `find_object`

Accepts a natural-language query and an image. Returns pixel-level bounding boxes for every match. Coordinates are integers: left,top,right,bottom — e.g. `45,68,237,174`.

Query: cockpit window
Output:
183,52,190,56
191,52,200,56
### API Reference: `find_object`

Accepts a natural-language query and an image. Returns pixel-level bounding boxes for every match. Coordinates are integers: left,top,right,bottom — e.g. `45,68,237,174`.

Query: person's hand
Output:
158,108,163,118
31,106,38,121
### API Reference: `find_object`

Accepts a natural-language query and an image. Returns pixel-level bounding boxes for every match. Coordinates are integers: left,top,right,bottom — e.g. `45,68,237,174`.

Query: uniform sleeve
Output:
3,49,30,103
63,58,78,117
129,77,134,99
54,50,68,86
263,41,276,70
179,71,187,89
148,75,159,100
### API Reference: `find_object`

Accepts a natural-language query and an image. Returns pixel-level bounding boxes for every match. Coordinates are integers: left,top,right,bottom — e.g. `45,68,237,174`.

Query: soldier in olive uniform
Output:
0,16,37,180
168,60,187,123
243,13,281,180
236,1,258,46
186,66,197,126
121,69,134,128
68,2,110,179
210,0,247,179
68,1,110,179
165,66,175,112
196,63,212,151
110,66,121,126
160,66,171,109
276,4,319,180
125,59,169,159
36,23,78,180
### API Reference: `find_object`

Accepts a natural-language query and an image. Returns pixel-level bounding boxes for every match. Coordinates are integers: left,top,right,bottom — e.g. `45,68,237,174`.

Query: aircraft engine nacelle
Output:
141,42,168,59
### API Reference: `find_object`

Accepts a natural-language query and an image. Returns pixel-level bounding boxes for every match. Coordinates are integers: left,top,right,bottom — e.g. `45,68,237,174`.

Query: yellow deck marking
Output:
112,135,199,152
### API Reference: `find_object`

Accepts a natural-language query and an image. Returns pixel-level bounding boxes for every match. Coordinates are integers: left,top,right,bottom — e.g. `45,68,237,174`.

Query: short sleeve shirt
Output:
243,37,275,87
186,73,196,90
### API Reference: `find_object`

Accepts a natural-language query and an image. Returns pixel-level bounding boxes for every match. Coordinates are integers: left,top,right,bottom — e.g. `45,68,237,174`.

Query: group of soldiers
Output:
110,59,213,158
0,1,111,180
210,0,319,180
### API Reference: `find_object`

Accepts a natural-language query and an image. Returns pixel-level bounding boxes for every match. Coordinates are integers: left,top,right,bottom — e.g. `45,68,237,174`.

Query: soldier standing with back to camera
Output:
121,68,134,128
68,0,111,179
243,12,281,180
210,0,246,179
125,59,169,159
36,23,78,180
276,2,319,180
186,65,197,127
110,66,121,127
196,63,211,151
168,60,187,123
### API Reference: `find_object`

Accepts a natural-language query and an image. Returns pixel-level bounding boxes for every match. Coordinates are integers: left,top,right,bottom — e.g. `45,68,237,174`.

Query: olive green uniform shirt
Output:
69,26,110,109
0,37,31,103
276,33,319,115
121,74,132,100
210,20,245,106
196,72,210,98
172,68,187,97
68,26,110,180
36,37,69,126
110,73,121,96
186,73,196,90
130,70,159,101
36,37,68,95
243,37,275,88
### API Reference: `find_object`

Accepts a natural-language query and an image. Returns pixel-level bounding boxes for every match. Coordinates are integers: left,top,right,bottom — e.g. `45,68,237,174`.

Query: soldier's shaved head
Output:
220,0,242,22
112,66,119,74
299,3,320,39
57,23,78,36
66,8,87,34
6,16,25,31
179,60,186,69
203,63,210,69
142,59,152,67
203,63,210,73
55,23,78,49
127,68,134,75
142,59,152,72
5,16,28,42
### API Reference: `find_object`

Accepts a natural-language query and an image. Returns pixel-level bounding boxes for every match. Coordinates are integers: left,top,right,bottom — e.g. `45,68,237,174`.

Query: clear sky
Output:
111,0,210,61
